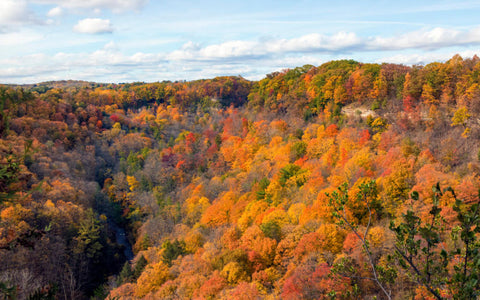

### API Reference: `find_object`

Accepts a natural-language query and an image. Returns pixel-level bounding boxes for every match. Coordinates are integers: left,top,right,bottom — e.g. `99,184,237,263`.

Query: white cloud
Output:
167,33,361,62
0,46,159,83
165,27,480,63
47,6,63,17
379,50,480,65
2,46,479,84
73,18,113,34
368,27,480,50
0,0,145,32
0,0,39,29
31,0,148,13
0,30,44,46
269,32,362,53
103,41,119,51
2,27,480,84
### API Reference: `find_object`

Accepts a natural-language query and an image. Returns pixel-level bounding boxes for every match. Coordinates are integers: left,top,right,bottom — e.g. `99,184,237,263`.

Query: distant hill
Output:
6,80,104,92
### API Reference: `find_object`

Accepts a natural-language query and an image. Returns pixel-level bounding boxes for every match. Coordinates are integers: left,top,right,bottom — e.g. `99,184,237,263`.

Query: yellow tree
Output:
134,261,170,297
184,196,210,225
421,83,437,105
451,106,471,137
370,70,388,101
378,159,413,216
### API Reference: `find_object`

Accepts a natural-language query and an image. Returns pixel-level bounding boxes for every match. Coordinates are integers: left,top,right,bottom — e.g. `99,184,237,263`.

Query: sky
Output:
1,0,480,84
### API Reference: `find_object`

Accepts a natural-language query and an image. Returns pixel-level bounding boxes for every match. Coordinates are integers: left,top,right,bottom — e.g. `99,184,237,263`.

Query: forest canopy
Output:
2,55,480,299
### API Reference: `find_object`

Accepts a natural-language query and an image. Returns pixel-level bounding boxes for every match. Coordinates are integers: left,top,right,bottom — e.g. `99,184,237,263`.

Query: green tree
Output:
74,210,103,260
390,184,480,299
390,186,446,299
0,281,16,299
0,154,20,203
450,190,480,299
118,262,133,284
133,255,148,280
162,239,186,265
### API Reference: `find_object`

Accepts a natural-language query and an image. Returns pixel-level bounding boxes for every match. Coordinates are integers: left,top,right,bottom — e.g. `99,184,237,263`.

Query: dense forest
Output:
2,54,480,299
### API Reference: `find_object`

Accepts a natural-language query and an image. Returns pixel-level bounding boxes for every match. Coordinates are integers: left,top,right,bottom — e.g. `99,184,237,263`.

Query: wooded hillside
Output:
2,55,480,299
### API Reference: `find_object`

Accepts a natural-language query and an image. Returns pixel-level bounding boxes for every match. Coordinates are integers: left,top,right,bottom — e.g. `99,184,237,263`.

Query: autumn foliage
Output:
2,55,480,299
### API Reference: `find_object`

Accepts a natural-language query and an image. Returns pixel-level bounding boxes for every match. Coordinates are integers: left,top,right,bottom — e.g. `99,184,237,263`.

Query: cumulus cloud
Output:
31,0,148,13
2,27,480,84
73,18,113,34
0,0,40,29
367,27,480,50
379,50,480,65
2,47,478,85
47,6,63,17
0,43,168,83
166,27,480,62
0,0,146,32
0,31,44,46
269,32,363,53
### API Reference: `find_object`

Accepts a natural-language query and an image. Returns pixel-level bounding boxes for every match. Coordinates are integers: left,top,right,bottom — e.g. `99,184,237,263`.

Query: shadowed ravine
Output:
112,223,134,261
